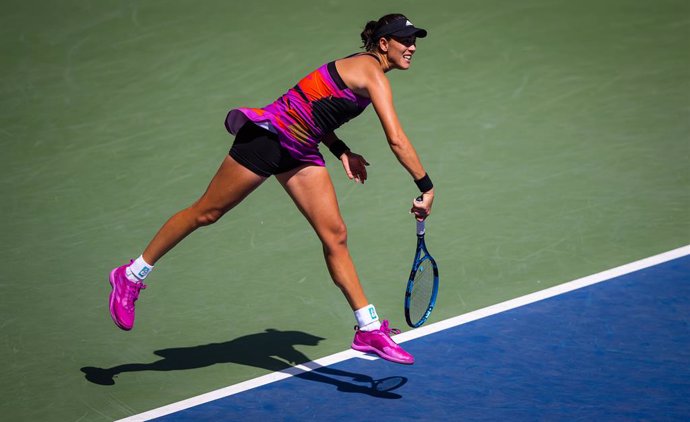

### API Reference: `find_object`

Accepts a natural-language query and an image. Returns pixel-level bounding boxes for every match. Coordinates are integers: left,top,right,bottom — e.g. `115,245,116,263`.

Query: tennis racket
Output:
404,198,439,328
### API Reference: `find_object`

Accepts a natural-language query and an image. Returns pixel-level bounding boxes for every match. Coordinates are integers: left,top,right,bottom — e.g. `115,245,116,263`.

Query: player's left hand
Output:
340,151,370,184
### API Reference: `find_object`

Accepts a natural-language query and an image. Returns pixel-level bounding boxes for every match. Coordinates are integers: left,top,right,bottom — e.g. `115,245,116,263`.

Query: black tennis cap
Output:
373,17,428,40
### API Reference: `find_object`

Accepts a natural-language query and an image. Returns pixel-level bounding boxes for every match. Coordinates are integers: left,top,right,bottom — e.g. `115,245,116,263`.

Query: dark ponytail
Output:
360,20,378,51
360,13,407,51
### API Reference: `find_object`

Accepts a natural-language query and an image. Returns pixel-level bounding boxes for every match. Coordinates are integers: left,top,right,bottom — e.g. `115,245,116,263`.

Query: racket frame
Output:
404,218,439,328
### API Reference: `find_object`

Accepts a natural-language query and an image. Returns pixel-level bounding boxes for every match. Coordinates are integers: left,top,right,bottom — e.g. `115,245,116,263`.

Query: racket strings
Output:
409,258,435,323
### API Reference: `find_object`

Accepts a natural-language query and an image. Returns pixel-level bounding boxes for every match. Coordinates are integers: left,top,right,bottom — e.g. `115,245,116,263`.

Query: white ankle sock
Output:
126,255,154,282
355,304,381,331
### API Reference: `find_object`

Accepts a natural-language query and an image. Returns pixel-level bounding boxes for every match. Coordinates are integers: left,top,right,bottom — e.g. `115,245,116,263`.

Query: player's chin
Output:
394,58,412,70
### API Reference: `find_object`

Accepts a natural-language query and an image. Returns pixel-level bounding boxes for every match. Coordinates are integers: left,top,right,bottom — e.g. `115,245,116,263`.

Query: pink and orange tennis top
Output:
225,58,373,166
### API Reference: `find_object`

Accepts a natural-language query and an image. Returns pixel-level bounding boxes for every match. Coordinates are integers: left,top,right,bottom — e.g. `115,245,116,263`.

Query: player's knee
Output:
195,208,224,227
323,222,348,251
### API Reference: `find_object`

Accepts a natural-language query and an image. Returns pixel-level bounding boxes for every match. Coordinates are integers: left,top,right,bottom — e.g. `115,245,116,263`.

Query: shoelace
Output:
380,320,401,335
354,320,401,335
123,282,147,312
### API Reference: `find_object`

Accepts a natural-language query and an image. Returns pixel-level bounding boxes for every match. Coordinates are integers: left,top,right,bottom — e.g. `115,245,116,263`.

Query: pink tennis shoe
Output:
351,320,414,365
109,263,146,331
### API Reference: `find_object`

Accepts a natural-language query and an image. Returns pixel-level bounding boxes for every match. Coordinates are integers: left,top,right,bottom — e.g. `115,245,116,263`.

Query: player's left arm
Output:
322,131,370,184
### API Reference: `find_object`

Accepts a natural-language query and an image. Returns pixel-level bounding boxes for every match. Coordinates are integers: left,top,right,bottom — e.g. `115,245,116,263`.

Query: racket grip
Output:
414,196,427,231
416,219,426,236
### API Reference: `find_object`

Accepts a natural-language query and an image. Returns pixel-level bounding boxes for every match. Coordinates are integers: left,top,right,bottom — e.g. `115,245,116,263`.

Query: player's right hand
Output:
411,190,434,221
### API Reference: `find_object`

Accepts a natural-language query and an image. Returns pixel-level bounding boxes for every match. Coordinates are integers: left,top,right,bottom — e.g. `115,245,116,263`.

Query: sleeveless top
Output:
225,54,377,166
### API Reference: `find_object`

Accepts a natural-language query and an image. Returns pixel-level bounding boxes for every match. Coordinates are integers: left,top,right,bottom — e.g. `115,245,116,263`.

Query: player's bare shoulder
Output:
335,54,383,98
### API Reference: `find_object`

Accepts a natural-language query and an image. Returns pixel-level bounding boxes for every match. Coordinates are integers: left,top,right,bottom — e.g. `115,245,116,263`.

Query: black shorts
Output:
229,122,306,177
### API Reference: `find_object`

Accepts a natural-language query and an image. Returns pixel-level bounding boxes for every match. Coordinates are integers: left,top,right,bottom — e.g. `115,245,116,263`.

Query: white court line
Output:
118,244,690,422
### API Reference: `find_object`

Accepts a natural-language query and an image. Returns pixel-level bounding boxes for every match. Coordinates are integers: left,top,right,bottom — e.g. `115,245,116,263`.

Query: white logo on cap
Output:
406,20,413,26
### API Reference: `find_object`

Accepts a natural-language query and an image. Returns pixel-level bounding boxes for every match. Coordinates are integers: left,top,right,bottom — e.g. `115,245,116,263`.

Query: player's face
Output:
387,36,417,70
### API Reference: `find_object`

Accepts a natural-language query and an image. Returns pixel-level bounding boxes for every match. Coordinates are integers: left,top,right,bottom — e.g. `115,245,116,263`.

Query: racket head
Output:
404,249,439,328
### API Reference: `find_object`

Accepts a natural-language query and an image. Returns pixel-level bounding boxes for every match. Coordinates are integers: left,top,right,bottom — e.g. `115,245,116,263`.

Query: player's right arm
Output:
359,58,434,218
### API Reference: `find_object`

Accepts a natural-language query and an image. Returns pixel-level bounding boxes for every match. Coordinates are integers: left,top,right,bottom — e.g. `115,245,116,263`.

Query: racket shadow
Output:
296,361,408,399
80,329,407,399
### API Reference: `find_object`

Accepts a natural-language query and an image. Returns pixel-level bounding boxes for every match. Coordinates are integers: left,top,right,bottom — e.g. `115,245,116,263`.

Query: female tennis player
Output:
108,13,435,365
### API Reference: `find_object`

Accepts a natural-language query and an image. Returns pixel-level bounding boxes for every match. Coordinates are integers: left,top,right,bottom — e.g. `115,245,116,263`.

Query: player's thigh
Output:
276,165,346,241
195,155,266,214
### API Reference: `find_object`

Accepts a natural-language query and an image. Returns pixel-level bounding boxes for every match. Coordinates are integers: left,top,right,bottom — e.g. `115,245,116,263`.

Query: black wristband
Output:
327,139,350,158
414,173,433,192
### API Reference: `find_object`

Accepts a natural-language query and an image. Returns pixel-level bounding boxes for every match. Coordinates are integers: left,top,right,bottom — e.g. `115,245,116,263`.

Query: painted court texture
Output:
136,249,690,421
1,1,688,420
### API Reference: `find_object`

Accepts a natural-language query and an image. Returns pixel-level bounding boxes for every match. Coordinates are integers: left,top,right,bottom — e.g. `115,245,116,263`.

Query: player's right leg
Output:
142,155,266,265
109,155,266,330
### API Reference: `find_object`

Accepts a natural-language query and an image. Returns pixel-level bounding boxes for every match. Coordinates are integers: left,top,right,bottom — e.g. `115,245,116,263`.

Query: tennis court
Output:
2,1,688,420
125,248,690,421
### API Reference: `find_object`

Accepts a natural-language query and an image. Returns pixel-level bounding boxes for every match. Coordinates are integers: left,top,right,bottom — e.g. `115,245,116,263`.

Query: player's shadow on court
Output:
81,328,407,399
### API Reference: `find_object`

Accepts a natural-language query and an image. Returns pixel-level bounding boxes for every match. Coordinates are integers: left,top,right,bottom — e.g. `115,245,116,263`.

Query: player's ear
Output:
378,37,389,53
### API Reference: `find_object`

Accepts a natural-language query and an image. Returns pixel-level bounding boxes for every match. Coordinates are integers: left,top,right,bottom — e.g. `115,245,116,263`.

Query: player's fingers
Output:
410,206,427,216
410,199,431,218
411,210,427,221
342,160,354,179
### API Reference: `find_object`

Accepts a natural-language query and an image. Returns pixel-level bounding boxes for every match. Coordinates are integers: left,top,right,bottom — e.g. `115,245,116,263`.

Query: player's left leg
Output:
276,164,413,364
275,164,367,310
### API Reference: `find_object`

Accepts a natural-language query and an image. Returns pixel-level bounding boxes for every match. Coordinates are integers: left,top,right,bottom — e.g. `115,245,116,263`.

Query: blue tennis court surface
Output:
141,253,689,421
